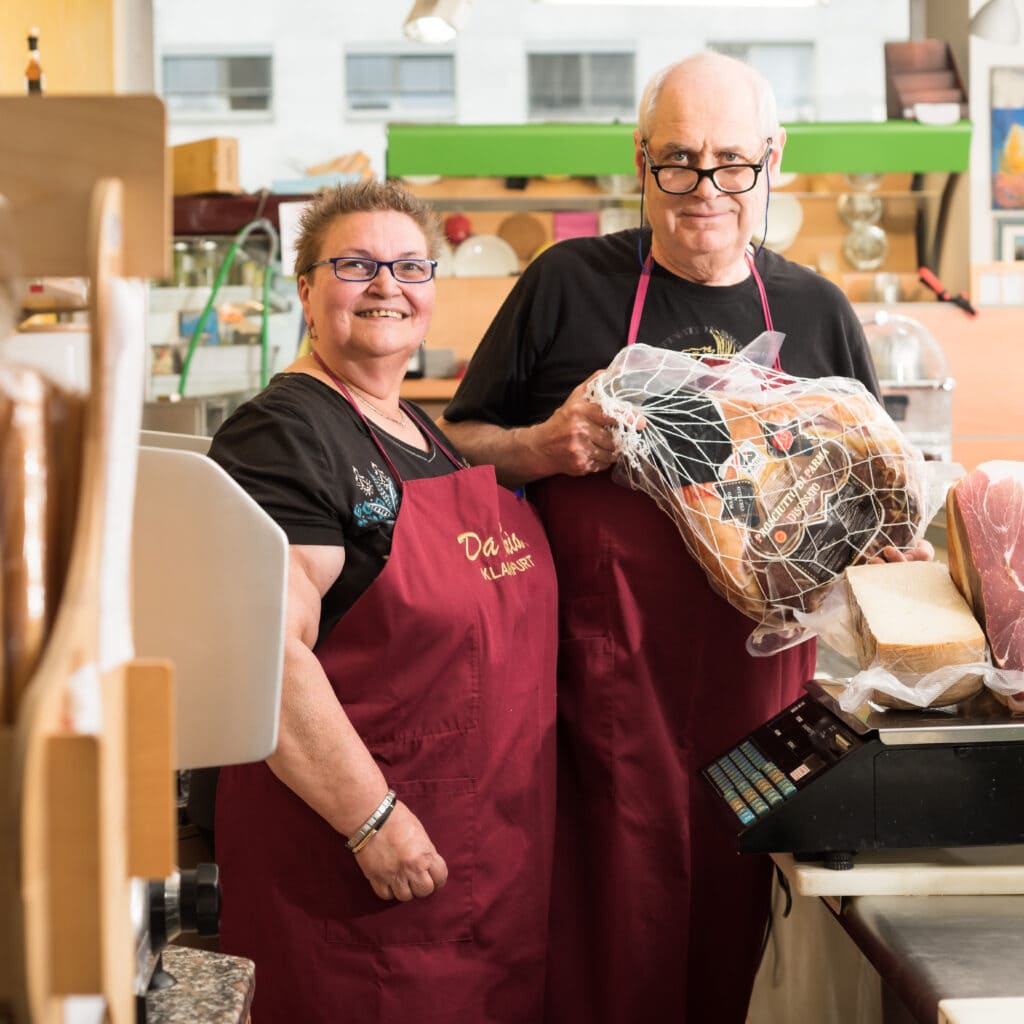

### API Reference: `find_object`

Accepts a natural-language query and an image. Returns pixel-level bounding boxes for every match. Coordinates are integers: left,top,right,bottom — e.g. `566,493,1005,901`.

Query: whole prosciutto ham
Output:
589,338,927,654
946,461,1024,672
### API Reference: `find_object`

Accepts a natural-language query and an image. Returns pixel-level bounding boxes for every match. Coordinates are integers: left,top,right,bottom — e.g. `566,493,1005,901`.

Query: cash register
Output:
703,680,1024,869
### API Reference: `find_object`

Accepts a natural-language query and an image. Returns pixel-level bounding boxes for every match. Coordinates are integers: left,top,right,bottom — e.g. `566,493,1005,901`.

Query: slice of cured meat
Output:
946,461,1024,672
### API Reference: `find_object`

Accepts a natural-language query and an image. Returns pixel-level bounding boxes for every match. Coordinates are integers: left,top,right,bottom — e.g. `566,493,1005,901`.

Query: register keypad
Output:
703,697,860,827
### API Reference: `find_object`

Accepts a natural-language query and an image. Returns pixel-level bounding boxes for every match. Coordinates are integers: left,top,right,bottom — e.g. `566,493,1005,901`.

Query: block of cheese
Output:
845,561,986,707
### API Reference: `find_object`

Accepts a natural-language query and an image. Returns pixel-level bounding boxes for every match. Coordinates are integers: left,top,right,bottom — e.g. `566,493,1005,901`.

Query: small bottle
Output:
25,27,43,95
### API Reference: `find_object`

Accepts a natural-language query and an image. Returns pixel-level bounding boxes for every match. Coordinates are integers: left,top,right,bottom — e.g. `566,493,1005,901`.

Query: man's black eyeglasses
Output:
641,141,772,196
300,257,437,283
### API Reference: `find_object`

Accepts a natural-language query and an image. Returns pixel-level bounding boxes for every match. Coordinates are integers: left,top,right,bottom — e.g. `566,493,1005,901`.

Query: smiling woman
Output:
294,186,441,434
203,179,560,1024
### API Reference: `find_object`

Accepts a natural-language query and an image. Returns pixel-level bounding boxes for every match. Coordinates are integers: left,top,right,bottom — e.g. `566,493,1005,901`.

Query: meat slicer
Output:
132,864,221,1019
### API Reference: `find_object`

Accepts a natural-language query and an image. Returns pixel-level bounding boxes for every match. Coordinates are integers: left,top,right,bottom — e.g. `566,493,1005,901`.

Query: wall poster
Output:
991,67,1024,209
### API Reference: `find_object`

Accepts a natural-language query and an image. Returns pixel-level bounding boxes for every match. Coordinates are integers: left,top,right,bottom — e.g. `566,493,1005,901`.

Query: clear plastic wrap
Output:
589,334,931,655
797,575,1024,712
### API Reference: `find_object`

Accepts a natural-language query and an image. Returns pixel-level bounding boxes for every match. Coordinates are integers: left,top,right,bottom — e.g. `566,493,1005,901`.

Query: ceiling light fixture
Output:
404,0,474,43
537,0,821,6
969,0,1021,43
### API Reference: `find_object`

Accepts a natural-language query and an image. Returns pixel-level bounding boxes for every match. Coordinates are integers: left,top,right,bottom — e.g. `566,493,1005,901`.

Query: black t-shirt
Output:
208,372,464,646
444,228,879,427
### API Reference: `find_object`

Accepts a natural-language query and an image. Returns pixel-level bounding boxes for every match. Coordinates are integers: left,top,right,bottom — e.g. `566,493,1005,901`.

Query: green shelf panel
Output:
386,120,972,178
387,123,636,177
782,120,972,174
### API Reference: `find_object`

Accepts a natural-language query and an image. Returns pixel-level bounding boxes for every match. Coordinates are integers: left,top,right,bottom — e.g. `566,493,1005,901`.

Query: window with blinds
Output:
346,53,456,118
709,42,816,123
162,54,273,115
527,52,635,120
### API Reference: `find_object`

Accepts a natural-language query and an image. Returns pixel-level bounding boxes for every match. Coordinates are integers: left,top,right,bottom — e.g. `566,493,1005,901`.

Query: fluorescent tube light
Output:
404,0,474,43
537,0,821,6
969,0,1021,44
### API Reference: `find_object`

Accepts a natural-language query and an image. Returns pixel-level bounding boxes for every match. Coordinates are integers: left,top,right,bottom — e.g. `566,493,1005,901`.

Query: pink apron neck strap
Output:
626,248,777,368
626,253,654,348
746,249,775,334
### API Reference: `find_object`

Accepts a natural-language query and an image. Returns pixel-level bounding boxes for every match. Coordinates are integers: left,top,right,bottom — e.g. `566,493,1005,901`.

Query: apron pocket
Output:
325,777,476,947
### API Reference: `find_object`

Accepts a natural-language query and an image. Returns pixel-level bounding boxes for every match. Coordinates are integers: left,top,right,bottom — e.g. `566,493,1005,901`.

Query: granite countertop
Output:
146,945,254,1024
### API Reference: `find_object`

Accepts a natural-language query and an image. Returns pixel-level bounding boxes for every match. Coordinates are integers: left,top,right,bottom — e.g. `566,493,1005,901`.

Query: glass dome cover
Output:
861,310,953,384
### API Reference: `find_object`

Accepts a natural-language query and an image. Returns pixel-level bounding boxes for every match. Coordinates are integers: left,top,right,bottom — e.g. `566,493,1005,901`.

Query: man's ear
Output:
768,127,787,186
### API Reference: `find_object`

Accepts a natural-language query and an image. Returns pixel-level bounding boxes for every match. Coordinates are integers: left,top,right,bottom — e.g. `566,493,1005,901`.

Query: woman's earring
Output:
308,323,318,341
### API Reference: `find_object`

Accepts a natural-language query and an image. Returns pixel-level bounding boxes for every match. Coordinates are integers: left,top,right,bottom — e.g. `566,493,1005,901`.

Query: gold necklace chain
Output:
338,376,408,428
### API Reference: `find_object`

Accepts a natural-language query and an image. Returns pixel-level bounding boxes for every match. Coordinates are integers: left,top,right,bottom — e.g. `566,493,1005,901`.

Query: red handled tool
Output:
919,266,977,318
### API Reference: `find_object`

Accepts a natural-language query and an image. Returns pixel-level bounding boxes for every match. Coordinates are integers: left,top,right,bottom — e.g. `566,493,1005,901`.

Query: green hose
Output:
260,249,273,389
177,217,280,397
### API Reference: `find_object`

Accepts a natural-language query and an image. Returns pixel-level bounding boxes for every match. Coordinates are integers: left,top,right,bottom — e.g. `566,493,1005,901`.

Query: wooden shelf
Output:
403,175,640,212
401,376,460,402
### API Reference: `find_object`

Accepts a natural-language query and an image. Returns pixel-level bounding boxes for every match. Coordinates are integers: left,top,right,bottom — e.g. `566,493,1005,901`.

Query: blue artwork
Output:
991,68,1024,210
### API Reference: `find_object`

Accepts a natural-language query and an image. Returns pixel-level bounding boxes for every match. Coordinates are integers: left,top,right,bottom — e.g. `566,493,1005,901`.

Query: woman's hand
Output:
355,800,449,902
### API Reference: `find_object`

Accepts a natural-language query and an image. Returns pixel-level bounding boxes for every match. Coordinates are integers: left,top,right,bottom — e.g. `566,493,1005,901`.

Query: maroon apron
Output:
536,252,815,1024
216,385,558,1024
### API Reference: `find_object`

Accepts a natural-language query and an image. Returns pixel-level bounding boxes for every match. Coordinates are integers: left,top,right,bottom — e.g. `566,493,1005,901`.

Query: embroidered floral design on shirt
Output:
352,462,399,527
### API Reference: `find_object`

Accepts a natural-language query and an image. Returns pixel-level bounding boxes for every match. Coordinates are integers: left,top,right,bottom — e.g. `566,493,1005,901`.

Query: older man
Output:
442,53,917,1023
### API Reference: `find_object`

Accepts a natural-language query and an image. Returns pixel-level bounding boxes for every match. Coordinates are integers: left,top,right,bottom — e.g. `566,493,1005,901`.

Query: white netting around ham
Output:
589,335,928,655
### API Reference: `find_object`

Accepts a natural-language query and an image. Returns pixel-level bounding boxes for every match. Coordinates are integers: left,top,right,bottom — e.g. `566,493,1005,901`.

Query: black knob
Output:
179,862,221,937
822,850,855,871
146,878,171,950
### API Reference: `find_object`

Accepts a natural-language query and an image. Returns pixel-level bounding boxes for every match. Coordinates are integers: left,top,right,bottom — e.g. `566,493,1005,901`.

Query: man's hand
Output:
518,371,625,477
355,800,449,902
869,538,936,564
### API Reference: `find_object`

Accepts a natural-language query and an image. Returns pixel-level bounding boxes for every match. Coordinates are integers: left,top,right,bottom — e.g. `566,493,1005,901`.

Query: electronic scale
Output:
703,680,1024,869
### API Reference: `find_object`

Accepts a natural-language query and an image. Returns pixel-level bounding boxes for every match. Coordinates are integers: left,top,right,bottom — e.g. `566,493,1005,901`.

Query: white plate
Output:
435,240,455,278
913,102,960,126
599,207,639,235
453,235,519,277
758,192,803,253
596,174,641,195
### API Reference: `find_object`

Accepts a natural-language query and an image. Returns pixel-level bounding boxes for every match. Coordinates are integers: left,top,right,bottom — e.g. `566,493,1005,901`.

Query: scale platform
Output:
702,680,1024,869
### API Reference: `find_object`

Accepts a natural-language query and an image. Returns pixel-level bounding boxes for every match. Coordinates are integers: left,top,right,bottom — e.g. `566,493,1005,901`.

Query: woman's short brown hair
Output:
293,180,444,280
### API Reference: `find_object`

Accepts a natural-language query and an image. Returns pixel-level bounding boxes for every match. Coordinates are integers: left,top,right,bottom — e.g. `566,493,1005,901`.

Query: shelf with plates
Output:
401,175,641,212
390,120,971,281
399,168,950,406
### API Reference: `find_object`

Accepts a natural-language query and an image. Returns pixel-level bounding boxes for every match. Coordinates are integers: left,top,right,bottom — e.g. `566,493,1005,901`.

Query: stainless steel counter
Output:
835,893,1024,1023
764,850,1024,1024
